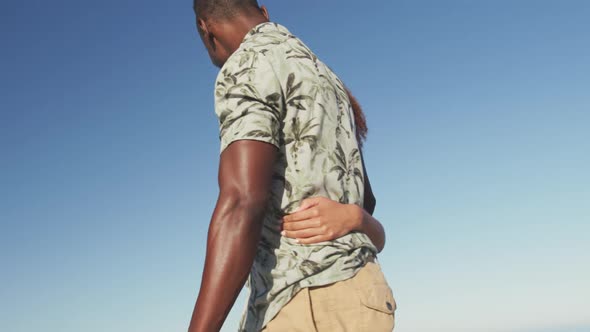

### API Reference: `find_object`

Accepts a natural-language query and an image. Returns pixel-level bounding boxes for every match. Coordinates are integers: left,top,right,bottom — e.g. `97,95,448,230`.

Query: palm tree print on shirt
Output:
329,143,363,203
213,22,378,332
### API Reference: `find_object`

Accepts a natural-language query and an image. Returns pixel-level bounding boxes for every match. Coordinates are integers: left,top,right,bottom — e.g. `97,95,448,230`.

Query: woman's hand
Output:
281,197,363,244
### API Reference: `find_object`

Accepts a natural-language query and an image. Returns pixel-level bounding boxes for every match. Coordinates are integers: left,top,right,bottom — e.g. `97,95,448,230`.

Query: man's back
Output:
214,22,378,331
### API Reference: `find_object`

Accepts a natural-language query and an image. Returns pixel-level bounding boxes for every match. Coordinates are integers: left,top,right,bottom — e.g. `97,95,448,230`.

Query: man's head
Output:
194,0,269,68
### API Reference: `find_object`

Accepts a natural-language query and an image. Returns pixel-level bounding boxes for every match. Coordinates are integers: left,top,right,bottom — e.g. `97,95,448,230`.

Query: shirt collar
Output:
241,22,291,44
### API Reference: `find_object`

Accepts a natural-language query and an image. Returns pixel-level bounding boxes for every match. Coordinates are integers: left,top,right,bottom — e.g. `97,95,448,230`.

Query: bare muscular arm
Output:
188,140,277,332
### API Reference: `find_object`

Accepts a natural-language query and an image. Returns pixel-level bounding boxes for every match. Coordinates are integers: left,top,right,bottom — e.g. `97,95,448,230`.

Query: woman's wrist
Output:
347,204,365,232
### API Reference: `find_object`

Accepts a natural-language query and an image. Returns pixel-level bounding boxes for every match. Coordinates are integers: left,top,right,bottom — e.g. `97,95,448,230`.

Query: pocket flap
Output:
359,284,397,314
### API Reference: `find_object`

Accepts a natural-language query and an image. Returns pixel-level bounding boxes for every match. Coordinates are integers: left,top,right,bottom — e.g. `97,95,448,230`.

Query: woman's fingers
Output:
283,207,319,223
294,197,324,212
282,226,324,239
282,218,320,231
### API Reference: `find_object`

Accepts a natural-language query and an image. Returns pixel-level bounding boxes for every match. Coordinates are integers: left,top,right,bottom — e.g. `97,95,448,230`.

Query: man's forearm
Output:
188,195,266,332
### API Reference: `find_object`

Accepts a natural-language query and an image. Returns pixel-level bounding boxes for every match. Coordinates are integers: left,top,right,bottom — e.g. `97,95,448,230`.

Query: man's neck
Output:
216,15,269,55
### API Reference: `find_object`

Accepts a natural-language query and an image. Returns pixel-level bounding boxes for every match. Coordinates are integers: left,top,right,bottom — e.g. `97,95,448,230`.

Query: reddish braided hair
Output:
345,88,368,149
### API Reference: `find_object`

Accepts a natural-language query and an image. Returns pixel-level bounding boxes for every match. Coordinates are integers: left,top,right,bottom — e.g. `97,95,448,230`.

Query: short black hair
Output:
194,0,260,19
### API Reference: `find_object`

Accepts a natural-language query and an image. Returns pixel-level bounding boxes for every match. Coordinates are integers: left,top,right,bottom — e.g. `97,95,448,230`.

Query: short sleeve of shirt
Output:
214,49,283,154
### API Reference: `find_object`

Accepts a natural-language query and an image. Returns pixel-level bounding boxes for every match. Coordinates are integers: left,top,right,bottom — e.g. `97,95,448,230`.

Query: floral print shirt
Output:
213,22,378,332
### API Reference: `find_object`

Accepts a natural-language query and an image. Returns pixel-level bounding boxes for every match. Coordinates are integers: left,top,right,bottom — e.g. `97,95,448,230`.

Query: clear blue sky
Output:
2,1,589,332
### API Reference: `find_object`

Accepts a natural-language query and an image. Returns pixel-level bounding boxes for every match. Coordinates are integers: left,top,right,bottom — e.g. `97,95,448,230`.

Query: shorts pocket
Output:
359,283,396,314
353,262,397,315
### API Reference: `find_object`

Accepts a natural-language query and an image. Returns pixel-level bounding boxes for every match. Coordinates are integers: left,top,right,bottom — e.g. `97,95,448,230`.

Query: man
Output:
188,1,396,331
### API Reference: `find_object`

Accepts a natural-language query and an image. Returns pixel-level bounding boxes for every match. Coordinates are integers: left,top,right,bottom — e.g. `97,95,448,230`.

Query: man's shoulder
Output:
214,47,272,92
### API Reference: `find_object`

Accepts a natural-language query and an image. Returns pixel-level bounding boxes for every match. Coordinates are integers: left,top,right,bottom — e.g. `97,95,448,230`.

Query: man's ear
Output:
197,18,217,51
197,18,209,37
260,5,270,21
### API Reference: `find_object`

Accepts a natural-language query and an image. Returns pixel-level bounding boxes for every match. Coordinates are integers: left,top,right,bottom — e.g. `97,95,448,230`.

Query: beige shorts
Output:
261,258,397,332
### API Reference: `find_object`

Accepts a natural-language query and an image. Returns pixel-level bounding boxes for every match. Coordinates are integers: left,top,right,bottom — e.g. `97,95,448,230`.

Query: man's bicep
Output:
218,140,278,203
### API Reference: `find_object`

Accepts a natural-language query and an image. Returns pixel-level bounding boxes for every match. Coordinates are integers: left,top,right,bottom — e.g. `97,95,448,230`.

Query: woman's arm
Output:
281,148,386,252
281,197,386,253
355,204,386,253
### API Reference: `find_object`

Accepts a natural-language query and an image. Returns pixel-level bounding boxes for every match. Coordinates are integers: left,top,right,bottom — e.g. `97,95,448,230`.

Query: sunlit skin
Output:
188,4,386,331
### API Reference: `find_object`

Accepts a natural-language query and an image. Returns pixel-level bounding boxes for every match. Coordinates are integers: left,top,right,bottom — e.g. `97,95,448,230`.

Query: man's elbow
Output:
207,190,269,247
217,189,269,221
